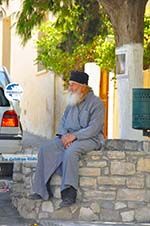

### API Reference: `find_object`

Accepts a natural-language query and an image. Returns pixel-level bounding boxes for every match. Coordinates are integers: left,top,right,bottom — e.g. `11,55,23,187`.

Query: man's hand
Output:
61,133,77,149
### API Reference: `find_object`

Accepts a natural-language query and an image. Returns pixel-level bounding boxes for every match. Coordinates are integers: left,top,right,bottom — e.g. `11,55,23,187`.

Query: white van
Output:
0,66,23,154
0,66,23,177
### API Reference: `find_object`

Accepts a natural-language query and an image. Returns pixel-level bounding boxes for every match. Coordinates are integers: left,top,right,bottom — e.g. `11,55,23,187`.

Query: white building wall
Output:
0,22,2,65
0,0,55,138
10,30,55,138
55,76,68,133
116,44,143,140
84,62,100,97
108,72,115,139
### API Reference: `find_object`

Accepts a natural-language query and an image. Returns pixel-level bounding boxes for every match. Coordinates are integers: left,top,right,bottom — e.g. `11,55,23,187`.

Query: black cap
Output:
70,71,89,85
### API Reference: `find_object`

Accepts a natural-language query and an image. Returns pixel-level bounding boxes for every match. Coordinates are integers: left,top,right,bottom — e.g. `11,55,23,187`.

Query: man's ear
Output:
80,84,86,92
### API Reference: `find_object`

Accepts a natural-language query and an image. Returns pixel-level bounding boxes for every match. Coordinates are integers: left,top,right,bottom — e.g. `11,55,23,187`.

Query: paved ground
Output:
0,186,37,226
40,221,150,226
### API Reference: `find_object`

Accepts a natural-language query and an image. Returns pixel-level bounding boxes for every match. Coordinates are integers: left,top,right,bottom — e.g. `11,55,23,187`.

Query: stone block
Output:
98,176,125,186
121,210,134,222
124,141,138,151
18,198,38,219
12,183,24,193
52,186,61,199
111,161,135,175
35,202,41,214
146,175,150,188
51,175,61,186
41,201,53,213
70,203,79,214
117,189,145,201
98,186,116,191
86,151,101,156
24,176,32,187
115,202,127,210
51,207,72,220
143,141,150,152
91,202,100,213
100,200,114,209
102,167,109,175
52,198,61,210
137,158,150,172
79,168,101,176
83,190,116,201
23,162,37,168
22,166,32,175
126,151,144,156
79,177,96,187
100,209,121,222
126,155,138,163
107,151,125,159
87,161,107,167
39,212,50,219
145,190,150,202
128,201,145,208
79,207,98,221
79,160,84,167
13,163,21,172
105,139,124,150
13,173,23,182
91,155,101,160
135,207,150,222
126,177,144,188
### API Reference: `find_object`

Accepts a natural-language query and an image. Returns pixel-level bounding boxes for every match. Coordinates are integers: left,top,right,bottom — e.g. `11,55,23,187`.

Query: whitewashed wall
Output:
0,22,2,65
116,44,143,140
0,0,56,138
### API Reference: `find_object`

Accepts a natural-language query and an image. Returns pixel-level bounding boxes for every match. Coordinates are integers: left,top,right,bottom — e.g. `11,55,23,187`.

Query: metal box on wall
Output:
132,88,150,135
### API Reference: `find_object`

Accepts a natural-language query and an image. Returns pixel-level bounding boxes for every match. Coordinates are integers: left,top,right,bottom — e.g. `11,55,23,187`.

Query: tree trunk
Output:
99,0,148,140
99,0,148,46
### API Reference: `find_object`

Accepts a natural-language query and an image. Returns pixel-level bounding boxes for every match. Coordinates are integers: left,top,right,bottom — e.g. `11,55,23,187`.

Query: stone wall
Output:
11,140,150,223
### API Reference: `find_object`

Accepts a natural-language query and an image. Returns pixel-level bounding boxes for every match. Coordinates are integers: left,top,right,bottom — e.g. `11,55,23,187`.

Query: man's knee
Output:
38,139,55,154
64,147,79,161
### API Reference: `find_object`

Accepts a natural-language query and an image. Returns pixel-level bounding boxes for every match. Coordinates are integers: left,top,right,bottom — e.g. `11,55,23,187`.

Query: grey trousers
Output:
32,137,100,200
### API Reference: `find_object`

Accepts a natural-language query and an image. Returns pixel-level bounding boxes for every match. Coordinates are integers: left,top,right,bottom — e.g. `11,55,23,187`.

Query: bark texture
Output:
99,0,148,46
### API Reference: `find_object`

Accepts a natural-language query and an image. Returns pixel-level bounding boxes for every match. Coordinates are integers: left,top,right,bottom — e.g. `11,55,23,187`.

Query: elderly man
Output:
30,71,104,207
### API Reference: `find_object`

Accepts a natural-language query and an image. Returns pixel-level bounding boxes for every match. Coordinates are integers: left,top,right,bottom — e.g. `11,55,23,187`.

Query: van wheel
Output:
0,163,14,177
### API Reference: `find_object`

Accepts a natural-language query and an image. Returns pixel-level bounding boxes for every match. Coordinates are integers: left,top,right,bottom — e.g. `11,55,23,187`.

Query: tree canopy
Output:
0,0,8,4
35,0,116,82
35,0,149,82
0,0,149,80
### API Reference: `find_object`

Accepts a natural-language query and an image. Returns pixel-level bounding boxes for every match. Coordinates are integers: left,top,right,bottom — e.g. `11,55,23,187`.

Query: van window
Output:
0,71,9,87
0,87,10,106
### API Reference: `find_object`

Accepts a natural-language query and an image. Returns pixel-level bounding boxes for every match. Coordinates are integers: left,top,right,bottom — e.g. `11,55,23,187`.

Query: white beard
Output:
67,91,82,106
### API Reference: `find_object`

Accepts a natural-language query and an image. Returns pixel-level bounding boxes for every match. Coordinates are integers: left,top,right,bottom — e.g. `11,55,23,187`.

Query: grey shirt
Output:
57,91,105,148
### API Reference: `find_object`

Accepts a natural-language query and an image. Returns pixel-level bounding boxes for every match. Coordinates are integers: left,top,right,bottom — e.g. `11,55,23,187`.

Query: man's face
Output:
68,81,82,94
67,81,83,106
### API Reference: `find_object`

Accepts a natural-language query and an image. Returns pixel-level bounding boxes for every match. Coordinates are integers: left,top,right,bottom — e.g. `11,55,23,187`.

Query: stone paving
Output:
40,221,150,226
